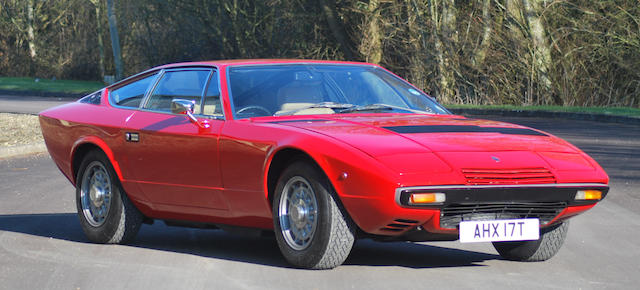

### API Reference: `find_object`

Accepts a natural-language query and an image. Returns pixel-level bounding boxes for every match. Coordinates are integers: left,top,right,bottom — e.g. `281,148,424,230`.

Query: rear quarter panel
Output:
39,102,144,201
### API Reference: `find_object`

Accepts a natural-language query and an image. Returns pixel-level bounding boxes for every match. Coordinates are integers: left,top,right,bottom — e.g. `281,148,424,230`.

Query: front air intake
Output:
462,168,556,185
440,201,567,228
380,219,420,232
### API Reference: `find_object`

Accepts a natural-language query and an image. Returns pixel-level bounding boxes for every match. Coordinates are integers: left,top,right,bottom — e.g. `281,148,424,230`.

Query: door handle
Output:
125,132,139,142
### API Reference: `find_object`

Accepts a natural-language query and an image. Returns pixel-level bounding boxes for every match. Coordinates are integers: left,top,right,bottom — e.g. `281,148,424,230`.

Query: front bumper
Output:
349,183,608,239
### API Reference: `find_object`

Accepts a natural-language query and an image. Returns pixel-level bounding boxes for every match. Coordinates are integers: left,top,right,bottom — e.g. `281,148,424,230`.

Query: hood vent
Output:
383,125,548,136
462,168,556,185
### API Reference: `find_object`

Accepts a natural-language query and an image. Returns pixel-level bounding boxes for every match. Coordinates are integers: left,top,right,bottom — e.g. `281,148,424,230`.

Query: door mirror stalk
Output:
171,99,203,127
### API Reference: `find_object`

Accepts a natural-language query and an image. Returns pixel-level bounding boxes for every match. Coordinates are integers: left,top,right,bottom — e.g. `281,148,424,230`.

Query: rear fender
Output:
71,136,122,184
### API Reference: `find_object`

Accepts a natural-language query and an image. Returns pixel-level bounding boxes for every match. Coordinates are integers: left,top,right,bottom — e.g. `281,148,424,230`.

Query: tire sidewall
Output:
75,150,125,243
273,161,334,268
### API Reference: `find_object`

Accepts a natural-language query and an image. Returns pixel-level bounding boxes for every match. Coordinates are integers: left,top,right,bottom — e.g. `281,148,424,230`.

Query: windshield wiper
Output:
336,103,433,114
274,102,355,116
337,104,394,113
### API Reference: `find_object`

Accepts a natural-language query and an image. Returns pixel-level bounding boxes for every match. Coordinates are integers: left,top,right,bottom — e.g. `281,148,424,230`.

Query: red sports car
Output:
39,60,609,269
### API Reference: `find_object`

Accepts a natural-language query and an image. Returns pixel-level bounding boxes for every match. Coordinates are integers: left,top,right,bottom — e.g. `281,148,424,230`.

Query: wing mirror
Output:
171,98,212,130
171,98,198,123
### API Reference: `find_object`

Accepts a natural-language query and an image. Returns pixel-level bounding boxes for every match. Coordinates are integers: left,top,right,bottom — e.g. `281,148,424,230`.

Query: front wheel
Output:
76,150,143,244
493,221,569,262
273,161,356,269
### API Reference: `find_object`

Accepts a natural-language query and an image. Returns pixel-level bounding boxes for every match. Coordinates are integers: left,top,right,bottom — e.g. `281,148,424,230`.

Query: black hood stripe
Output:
383,125,548,136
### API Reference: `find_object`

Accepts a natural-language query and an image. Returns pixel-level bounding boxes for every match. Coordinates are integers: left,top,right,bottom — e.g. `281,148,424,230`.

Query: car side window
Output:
109,73,157,108
144,70,210,113
202,71,223,117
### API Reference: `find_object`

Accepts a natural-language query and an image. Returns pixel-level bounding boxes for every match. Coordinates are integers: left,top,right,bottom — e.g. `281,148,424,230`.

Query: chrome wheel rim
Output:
278,176,318,250
80,161,112,227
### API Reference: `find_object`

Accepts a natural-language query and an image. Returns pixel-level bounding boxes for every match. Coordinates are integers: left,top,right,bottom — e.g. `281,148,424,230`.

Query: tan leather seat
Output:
202,94,222,116
202,103,216,115
276,81,332,115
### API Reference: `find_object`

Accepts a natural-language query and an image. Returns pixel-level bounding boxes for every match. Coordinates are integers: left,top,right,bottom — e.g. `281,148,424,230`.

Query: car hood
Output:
267,114,602,179
270,114,577,155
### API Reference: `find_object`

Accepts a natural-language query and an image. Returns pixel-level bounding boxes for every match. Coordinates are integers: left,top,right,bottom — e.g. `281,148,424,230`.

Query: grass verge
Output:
446,104,640,118
0,77,103,94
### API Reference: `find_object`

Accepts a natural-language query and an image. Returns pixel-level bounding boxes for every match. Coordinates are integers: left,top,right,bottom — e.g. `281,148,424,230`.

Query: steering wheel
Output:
236,105,272,117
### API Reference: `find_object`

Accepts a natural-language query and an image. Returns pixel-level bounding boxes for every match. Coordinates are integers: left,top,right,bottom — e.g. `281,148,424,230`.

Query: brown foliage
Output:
0,0,638,107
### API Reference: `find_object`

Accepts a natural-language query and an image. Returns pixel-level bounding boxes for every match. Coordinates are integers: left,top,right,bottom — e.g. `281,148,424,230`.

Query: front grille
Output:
462,168,556,185
440,202,566,229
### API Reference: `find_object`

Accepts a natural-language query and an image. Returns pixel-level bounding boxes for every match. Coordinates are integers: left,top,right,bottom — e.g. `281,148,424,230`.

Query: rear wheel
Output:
273,161,356,269
492,221,569,262
76,150,143,244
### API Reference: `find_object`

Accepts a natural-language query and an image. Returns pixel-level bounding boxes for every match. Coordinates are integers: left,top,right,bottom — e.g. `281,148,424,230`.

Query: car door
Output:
123,68,228,210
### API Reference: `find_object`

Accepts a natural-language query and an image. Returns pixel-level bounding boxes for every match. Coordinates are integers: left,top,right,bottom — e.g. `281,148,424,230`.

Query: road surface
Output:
1,115,638,289
0,95,75,115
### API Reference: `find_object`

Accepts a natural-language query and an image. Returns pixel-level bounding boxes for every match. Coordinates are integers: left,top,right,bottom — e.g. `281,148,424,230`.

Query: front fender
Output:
263,130,401,233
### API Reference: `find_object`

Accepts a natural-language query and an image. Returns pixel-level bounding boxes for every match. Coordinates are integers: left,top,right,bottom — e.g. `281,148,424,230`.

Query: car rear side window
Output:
79,90,102,105
109,74,157,108
144,70,210,113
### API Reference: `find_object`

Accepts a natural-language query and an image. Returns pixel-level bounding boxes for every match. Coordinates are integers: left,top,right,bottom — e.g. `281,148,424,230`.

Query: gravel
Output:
0,113,44,147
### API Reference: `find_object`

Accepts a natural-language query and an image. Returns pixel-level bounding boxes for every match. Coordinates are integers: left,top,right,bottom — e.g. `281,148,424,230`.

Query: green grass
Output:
0,77,104,94
446,104,640,118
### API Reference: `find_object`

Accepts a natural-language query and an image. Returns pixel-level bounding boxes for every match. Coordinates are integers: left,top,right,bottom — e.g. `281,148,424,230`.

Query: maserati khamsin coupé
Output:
39,60,609,269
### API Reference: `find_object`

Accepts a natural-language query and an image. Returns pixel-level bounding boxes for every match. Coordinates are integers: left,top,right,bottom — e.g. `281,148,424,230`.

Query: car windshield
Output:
227,64,450,119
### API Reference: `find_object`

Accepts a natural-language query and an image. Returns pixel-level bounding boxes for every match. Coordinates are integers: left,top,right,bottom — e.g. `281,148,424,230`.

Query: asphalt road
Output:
1,115,639,290
0,95,75,115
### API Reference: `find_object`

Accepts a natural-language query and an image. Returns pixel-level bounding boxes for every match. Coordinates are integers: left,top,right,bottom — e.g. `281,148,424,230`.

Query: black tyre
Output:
493,221,569,262
75,150,143,244
273,161,356,269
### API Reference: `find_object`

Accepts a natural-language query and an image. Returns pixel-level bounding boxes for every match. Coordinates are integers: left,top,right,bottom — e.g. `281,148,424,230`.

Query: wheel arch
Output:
265,146,363,235
265,147,318,206
71,137,122,185
262,131,402,236
265,146,352,209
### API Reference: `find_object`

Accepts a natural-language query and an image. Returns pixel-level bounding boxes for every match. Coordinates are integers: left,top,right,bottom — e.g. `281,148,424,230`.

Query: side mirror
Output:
171,98,198,123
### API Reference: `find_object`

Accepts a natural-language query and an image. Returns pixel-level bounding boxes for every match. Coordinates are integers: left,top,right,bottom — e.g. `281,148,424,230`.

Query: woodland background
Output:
1,0,639,107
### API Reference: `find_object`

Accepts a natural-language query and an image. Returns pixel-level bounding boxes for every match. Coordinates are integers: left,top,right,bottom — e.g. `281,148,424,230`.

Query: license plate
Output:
459,218,540,243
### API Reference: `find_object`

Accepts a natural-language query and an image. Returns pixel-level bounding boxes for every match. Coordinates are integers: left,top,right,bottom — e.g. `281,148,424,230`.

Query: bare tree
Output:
106,0,123,80
429,0,459,104
359,0,383,64
320,0,353,60
522,0,556,104
406,0,430,90
471,0,492,68
89,0,105,80
26,0,36,59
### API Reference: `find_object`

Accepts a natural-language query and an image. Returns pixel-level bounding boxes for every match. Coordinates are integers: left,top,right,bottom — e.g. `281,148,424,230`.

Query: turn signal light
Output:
409,193,446,204
575,190,602,200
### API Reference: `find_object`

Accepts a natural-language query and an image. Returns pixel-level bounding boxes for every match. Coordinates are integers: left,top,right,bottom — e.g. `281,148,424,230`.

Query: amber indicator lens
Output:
409,192,446,204
575,190,602,200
